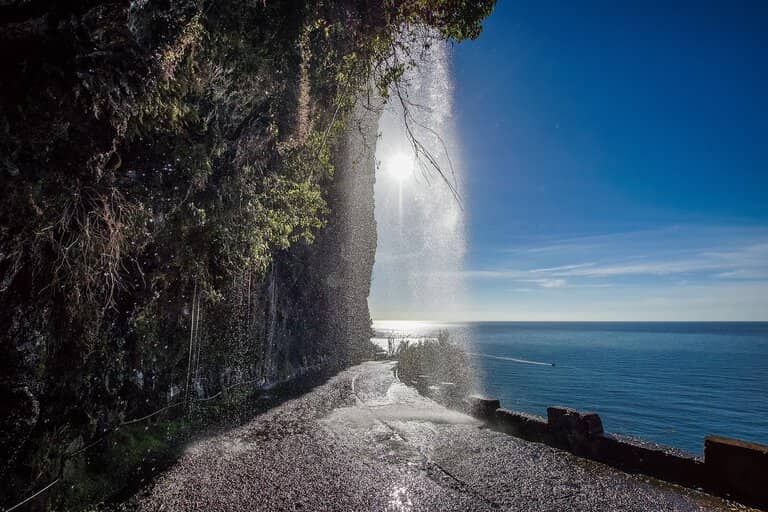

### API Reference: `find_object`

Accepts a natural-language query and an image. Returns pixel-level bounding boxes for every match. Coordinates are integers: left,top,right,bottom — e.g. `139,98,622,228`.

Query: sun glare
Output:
387,152,413,182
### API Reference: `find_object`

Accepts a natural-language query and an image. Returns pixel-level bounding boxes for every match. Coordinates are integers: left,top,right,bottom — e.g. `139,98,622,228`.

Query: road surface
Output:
137,361,745,511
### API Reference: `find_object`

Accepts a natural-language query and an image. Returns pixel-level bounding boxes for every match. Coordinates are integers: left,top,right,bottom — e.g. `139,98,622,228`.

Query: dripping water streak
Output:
372,35,466,320
185,280,197,406
194,290,204,386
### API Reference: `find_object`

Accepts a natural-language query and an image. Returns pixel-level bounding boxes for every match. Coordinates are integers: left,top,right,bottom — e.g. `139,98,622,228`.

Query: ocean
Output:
372,321,768,455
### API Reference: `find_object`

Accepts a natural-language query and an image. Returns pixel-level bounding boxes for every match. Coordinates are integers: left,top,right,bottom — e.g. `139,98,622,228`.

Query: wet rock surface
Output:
137,362,745,511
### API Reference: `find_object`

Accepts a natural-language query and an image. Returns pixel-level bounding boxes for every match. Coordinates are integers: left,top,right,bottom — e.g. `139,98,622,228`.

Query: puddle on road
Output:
319,376,478,468
322,379,477,430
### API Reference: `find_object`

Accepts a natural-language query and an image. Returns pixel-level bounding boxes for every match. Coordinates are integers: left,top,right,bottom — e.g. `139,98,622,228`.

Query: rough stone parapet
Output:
463,396,500,421
547,406,604,454
466,400,768,510
705,435,768,508
494,409,548,442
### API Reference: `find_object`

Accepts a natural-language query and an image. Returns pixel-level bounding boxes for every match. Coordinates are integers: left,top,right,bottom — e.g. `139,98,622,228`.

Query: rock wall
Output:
259,98,380,385
266,100,379,379
0,95,380,510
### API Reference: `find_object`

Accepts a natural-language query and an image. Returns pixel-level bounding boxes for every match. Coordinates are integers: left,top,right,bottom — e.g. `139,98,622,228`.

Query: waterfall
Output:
371,36,466,320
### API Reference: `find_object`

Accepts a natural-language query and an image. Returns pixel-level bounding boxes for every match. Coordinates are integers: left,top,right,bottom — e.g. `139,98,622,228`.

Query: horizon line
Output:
371,318,768,323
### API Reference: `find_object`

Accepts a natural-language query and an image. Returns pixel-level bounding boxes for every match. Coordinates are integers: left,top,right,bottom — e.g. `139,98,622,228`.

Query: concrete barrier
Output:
705,435,768,508
467,400,768,510
546,406,604,453
464,395,500,421
494,408,548,442
591,434,706,489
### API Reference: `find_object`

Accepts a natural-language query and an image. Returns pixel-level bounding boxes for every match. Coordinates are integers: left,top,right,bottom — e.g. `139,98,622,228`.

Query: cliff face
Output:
0,3,376,505
265,99,379,383
0,0,492,507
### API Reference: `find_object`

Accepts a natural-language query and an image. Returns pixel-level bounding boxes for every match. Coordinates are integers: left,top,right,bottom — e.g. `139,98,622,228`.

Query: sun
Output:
387,152,413,182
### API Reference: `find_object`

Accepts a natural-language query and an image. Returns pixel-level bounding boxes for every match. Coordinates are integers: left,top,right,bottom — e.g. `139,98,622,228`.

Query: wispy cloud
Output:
549,243,768,280
545,259,724,277
375,225,768,321
530,263,596,273
458,237,768,289
717,269,768,279
525,278,568,288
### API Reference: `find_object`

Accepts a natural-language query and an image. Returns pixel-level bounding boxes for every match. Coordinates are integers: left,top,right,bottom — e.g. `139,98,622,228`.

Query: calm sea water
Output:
373,321,768,455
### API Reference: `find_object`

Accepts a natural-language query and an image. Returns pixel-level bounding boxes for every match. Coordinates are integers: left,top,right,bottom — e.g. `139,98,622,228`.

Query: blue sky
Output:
447,1,768,321
370,1,768,321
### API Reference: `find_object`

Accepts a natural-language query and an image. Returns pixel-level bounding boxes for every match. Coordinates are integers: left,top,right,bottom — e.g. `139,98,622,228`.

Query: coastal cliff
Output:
0,1,493,508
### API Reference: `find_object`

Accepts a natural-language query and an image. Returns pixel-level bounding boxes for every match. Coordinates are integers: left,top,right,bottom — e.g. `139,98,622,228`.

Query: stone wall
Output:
466,397,768,510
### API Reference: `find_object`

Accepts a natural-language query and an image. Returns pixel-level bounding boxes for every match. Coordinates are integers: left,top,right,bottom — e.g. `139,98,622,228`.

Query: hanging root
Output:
36,186,145,312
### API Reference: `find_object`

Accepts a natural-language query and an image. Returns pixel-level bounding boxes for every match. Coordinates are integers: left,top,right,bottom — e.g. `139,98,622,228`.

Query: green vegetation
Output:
396,332,474,405
61,419,190,509
0,1,494,508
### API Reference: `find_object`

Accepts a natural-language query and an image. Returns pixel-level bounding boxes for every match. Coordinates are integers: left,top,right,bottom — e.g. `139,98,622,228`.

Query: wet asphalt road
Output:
137,361,745,511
